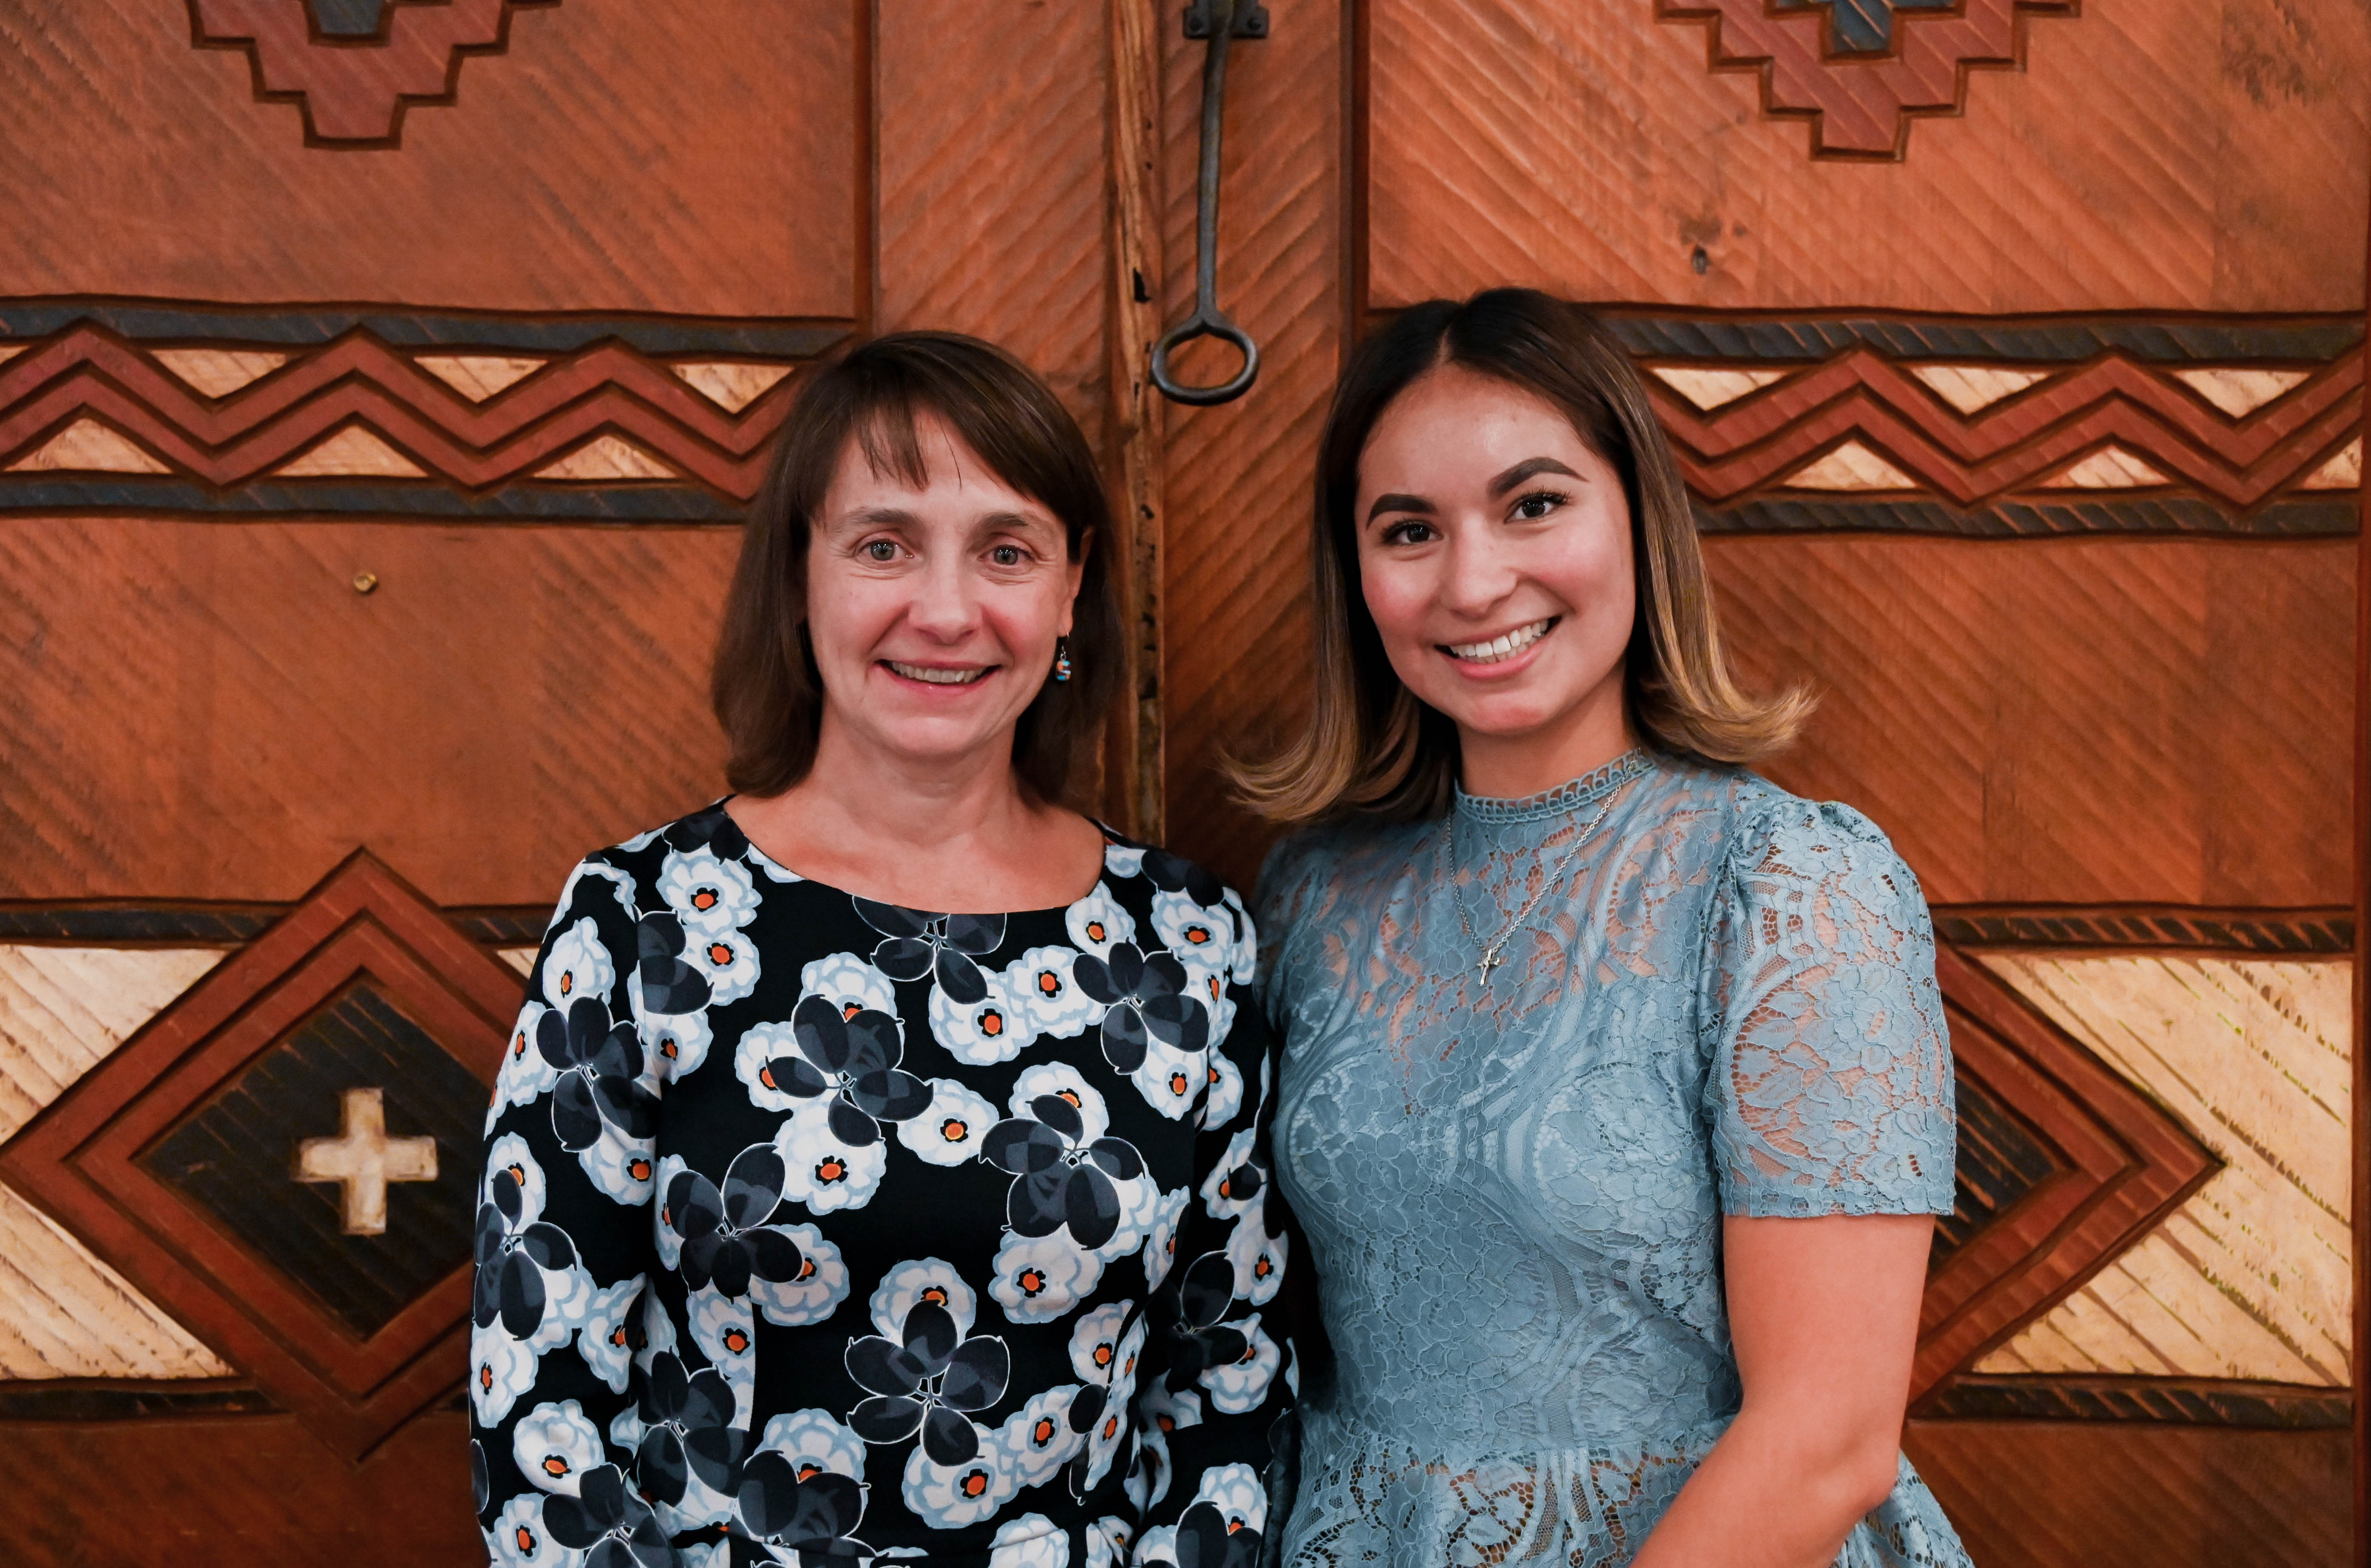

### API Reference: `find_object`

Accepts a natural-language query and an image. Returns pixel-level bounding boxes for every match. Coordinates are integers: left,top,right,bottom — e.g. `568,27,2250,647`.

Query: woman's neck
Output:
725,714,1104,911
1454,676,1636,800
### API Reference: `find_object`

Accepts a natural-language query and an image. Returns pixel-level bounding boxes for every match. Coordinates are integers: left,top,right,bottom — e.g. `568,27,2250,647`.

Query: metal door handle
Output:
1150,0,1267,406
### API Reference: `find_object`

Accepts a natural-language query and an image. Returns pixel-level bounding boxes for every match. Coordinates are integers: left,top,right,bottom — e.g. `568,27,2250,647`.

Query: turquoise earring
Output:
1053,637,1073,683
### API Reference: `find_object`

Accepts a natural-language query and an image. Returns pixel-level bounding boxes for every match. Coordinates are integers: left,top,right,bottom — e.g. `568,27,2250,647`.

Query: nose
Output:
902,549,982,641
1438,520,1519,620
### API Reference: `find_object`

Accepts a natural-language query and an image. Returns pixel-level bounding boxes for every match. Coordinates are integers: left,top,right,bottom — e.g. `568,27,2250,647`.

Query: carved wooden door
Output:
1,3,2360,1567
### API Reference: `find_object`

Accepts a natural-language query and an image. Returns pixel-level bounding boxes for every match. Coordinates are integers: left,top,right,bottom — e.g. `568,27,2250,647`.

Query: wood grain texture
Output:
1976,956,2351,1385
1707,536,2355,907
1105,0,1169,841
0,518,737,906
1159,0,1341,890
0,0,856,316
4,1409,480,1565
0,945,224,1143
0,1180,231,1379
1903,1420,2350,1568
1365,0,2371,312
874,0,1109,419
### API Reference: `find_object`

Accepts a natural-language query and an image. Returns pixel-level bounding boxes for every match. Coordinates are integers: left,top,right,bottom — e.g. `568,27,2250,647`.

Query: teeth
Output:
887,661,988,685
1446,619,1553,663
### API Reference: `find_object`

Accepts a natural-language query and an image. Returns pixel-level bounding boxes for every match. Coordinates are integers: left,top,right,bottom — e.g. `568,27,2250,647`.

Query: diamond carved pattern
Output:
0,853,517,1457
1914,946,2220,1403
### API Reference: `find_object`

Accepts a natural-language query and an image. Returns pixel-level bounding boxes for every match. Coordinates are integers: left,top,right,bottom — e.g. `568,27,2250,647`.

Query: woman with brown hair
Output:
471,332,1291,1568
1248,291,1968,1568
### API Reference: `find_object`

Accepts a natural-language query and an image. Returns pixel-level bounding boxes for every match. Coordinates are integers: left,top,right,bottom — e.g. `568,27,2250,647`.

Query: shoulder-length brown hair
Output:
1235,288,1808,824
712,330,1121,804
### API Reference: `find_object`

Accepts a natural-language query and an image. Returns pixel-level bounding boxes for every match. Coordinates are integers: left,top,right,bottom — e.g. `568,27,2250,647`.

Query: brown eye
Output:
1512,490,1565,521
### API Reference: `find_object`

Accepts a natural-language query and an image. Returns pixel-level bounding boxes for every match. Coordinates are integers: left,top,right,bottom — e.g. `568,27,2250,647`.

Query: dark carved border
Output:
1696,496,2358,538
1934,905,2357,955
0,1380,281,1422
1925,1374,2350,1429
1606,312,2364,366
0,300,851,358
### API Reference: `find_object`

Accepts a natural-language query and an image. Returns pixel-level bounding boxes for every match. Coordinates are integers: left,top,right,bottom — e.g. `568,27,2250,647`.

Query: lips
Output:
1442,617,1556,664
883,661,990,686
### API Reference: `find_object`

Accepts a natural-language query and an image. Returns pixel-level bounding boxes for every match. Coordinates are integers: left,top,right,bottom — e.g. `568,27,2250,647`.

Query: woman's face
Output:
1354,365,1636,761
806,412,1085,775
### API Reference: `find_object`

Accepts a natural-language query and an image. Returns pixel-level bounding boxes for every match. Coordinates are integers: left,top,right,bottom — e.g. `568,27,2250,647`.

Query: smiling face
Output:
1354,363,1637,793
805,411,1086,777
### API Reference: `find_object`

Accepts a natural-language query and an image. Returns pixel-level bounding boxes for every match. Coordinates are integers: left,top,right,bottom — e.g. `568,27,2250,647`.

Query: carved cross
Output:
295,1088,438,1235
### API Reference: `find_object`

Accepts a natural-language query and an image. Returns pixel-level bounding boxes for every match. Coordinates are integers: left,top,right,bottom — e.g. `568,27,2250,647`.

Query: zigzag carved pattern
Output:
190,0,552,146
1657,0,2077,158
0,327,791,498
1650,348,2362,510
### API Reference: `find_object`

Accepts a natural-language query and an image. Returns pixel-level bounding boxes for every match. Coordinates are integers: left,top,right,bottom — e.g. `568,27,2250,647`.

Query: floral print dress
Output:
471,802,1293,1568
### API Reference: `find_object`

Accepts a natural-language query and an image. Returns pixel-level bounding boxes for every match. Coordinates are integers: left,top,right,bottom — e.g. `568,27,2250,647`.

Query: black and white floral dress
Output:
471,802,1293,1568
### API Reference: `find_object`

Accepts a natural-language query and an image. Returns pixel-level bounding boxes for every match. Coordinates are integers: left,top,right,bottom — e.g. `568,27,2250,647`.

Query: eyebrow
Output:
1488,456,1583,496
1364,492,1432,524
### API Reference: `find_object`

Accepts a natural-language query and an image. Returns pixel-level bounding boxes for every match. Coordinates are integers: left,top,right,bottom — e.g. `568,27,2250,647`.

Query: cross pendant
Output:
1478,949,1504,986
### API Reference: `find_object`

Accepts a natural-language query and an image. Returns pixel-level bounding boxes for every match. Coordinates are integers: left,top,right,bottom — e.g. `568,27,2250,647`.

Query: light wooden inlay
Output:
1974,956,2351,1386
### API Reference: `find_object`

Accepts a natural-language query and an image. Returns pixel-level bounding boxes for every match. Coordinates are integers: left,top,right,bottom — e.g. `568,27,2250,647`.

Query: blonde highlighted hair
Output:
1233,289,1809,824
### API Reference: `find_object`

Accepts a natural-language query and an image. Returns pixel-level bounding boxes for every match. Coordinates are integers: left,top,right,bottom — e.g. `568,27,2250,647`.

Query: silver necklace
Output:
1444,791,1619,987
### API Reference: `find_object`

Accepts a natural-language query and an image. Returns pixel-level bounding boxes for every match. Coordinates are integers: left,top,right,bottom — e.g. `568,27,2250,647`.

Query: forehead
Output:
1359,367,1589,485
822,409,1052,523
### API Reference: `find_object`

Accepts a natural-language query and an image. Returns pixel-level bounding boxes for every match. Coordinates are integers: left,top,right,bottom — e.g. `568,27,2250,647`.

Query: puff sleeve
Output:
1700,800,1956,1219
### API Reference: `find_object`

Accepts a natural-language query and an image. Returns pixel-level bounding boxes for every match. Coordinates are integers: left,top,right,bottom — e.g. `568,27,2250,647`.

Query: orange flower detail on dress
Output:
817,1159,847,1183
940,1118,969,1143
724,1328,750,1355
706,942,734,967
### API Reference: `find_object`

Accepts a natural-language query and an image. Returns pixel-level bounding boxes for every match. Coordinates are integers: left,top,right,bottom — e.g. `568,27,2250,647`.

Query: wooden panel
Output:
1364,0,2371,312
1159,0,1342,891
3,1409,478,1565
0,0,857,316
875,0,1109,418
1904,1421,2351,1568
0,519,736,906
1706,536,2355,907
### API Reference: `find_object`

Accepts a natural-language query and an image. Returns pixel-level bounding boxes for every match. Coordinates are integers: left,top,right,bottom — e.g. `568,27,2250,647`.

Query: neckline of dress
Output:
1453,749,1657,825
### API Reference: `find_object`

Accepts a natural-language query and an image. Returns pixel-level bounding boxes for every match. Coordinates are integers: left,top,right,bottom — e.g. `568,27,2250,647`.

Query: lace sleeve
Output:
1702,801,1956,1219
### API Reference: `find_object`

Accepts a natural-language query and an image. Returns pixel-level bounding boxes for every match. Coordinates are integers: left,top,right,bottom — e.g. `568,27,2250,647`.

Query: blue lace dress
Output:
1257,753,1969,1568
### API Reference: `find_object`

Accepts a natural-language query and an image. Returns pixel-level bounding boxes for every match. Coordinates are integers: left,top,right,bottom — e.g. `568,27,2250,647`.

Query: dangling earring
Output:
1053,636,1073,683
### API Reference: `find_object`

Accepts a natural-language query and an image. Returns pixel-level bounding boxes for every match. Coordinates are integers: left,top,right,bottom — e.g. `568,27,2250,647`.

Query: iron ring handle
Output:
1150,308,1260,407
